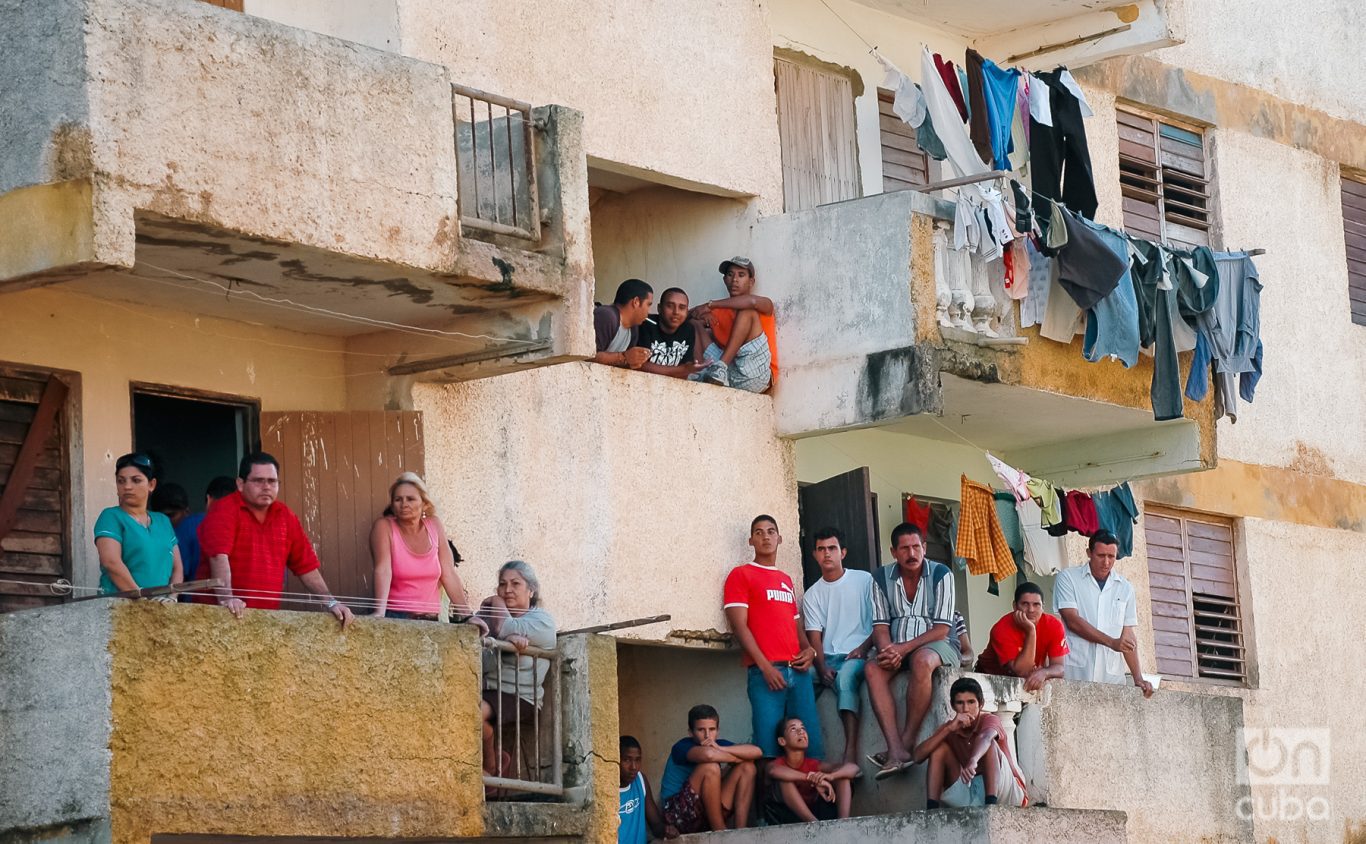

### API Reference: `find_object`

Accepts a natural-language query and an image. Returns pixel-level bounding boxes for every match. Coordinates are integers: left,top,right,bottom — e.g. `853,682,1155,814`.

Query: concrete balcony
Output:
0,0,595,383
756,189,1212,488
0,602,619,843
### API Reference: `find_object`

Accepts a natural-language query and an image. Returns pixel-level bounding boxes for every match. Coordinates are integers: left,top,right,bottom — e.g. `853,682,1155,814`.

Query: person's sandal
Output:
865,751,888,769
874,758,914,780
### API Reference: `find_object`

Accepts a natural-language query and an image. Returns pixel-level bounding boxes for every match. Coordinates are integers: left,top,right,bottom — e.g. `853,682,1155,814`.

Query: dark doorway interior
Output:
132,390,256,515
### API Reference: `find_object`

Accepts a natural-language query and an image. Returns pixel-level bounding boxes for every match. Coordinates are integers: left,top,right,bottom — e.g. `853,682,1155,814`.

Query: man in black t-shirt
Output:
634,287,707,379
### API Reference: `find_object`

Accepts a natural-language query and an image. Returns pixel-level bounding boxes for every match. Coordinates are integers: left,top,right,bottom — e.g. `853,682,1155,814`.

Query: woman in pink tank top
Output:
369,472,470,620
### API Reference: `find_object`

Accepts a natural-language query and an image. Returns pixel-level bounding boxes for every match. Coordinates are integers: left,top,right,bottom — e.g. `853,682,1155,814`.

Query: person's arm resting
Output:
707,294,774,314
1057,608,1120,650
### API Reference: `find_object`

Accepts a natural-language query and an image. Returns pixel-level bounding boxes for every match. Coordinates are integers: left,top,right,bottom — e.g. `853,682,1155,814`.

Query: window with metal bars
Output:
1117,107,1213,249
1143,506,1248,685
1342,174,1366,326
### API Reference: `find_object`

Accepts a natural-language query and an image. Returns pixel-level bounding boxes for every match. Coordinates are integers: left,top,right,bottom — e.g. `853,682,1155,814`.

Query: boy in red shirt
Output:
765,717,859,824
722,515,823,760
974,582,1068,692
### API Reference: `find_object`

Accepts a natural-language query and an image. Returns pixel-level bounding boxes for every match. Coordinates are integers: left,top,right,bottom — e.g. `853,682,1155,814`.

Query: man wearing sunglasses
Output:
200,451,353,628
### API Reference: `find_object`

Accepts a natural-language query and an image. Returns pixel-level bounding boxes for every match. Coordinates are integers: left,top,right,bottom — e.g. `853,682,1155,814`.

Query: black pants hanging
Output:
1029,70,1098,219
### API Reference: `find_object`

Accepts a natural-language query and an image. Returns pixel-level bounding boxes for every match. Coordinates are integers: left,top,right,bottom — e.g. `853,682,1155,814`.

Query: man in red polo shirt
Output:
201,452,353,628
974,582,1066,691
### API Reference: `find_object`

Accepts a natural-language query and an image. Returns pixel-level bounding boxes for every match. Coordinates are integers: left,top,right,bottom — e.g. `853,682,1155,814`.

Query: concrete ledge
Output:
678,806,1127,843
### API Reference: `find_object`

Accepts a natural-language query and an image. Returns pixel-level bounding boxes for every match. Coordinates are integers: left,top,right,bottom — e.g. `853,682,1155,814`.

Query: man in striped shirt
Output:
865,522,958,779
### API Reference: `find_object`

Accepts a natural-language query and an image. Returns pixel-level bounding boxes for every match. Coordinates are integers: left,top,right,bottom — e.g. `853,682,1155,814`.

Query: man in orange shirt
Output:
693,257,778,393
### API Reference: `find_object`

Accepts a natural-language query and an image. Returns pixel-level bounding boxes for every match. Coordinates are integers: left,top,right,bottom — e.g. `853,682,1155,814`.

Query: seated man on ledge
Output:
764,717,859,824
974,582,1068,692
634,286,707,379
692,257,778,392
912,677,1028,808
660,704,761,833
594,278,654,370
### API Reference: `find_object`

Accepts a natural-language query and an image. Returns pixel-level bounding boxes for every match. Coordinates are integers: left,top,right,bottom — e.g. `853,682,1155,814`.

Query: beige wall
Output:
394,0,783,204
0,286,348,588
415,362,800,639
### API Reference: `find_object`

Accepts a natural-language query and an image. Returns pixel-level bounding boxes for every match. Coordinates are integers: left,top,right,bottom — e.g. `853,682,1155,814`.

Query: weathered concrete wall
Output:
78,0,458,272
0,602,112,836
753,190,942,436
1153,0,1366,125
395,0,783,206
415,363,800,640
106,604,485,843
682,806,1127,843
0,286,348,590
1036,679,1252,843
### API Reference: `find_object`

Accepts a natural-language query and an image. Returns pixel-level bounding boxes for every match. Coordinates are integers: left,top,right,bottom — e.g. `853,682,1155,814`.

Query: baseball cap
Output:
719,256,755,275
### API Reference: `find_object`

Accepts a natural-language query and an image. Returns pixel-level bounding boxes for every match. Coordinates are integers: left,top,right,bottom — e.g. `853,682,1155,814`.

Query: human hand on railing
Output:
508,634,530,653
624,347,650,370
1023,668,1049,693
153,594,178,606
220,597,246,619
468,617,490,636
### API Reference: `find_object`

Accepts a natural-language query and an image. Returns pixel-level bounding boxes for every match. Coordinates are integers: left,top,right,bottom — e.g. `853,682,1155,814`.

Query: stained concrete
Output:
676,806,1127,843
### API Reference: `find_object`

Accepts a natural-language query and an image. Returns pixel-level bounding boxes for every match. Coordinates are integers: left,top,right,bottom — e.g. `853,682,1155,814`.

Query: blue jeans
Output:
821,654,867,713
747,665,824,759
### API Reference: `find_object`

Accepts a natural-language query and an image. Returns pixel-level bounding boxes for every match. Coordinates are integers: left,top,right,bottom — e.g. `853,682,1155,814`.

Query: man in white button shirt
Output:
1053,530,1154,698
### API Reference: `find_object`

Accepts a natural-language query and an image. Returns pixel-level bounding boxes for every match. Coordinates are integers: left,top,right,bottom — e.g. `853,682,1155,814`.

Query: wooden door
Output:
797,467,878,589
774,56,862,213
260,411,424,610
0,368,73,612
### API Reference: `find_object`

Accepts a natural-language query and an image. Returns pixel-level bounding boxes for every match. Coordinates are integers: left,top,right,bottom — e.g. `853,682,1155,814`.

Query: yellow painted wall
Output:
0,285,349,589
107,603,485,843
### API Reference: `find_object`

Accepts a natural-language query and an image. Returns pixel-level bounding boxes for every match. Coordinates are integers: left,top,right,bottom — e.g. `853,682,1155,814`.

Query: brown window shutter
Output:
1144,506,1247,684
1343,175,1366,326
198,0,245,10
774,57,862,213
877,89,929,193
1117,107,1211,249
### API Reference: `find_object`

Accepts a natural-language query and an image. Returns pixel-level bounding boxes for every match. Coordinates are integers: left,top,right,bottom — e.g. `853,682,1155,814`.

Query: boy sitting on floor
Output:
764,717,860,824
659,704,762,833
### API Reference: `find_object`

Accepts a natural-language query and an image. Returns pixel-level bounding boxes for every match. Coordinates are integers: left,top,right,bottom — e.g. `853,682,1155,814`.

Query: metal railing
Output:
482,637,564,798
452,84,540,241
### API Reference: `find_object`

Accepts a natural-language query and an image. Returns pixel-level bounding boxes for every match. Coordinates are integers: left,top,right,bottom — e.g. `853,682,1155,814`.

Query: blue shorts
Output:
747,665,824,759
821,654,866,713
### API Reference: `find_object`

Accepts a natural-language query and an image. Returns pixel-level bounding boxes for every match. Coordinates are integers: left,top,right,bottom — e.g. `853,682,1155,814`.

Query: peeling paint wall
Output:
0,286,348,590
414,363,800,640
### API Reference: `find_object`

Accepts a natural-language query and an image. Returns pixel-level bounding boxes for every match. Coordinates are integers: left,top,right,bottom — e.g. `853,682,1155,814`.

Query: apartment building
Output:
1,0,1363,842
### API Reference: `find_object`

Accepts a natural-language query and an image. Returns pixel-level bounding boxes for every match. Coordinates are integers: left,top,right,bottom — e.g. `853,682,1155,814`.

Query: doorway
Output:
131,386,257,514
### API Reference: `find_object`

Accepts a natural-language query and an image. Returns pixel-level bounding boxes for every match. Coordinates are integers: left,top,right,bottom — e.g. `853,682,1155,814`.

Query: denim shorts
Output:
821,654,867,713
747,664,824,759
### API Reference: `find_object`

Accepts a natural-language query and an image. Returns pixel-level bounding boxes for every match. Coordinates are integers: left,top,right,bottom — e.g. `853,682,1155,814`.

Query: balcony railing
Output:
453,84,541,241
482,637,565,798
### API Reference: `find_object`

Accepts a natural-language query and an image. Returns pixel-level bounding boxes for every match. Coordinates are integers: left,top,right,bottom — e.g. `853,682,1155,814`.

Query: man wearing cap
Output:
691,257,778,393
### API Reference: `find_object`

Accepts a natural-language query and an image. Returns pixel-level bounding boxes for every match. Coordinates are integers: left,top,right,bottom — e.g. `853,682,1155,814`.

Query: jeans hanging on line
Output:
1028,69,1098,219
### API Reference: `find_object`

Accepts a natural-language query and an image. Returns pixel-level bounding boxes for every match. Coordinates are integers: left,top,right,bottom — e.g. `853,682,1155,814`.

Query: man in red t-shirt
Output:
200,452,353,628
974,582,1067,691
723,515,823,760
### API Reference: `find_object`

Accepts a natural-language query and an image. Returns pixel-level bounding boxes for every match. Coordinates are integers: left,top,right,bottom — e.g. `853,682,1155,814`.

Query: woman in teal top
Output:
94,453,183,596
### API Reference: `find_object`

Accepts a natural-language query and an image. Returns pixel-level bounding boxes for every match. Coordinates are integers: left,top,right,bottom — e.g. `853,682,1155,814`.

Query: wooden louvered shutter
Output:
1118,106,1212,249
877,89,929,193
1342,174,1366,326
1144,506,1247,684
774,57,862,212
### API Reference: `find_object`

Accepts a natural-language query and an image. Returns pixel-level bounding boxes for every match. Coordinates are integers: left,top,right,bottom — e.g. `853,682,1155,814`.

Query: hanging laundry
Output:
1199,251,1264,422
1020,239,1053,329
1026,73,1053,127
1077,218,1141,367
927,501,964,570
1028,69,1099,219
917,108,949,161
980,57,1020,171
1009,81,1031,173
1184,329,1213,402
1131,240,1220,420
986,453,1031,501
995,491,1026,571
1025,477,1062,528
921,47,991,180
873,51,926,127
933,52,969,122
1016,496,1068,576
1004,239,1029,300
1039,263,1085,343
1036,196,1069,255
1091,482,1139,559
1240,340,1264,402
964,49,994,166
957,475,1018,580
904,495,932,535
1055,207,1127,310
1057,489,1099,536
1057,69,1095,117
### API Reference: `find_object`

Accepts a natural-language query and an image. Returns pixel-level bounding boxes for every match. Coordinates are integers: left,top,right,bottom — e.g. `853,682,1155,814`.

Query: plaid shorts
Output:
701,337,772,393
662,782,707,834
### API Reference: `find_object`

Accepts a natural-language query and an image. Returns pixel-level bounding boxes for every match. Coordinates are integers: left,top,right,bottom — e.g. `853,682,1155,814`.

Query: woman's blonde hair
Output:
388,471,436,518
